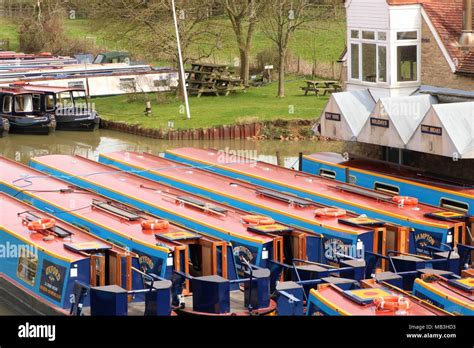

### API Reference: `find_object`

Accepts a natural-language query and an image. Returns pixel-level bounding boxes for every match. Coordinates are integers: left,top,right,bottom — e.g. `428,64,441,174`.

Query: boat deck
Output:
100,151,376,237
0,193,124,262
415,277,474,308
28,155,275,245
306,152,474,196
165,148,462,229
0,156,216,253
311,285,447,316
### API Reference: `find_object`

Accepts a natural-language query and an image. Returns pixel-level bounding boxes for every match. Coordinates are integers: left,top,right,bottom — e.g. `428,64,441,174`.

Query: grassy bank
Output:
93,78,325,130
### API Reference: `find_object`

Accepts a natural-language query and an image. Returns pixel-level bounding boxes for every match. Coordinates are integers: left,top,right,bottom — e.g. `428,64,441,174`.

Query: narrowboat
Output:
0,157,284,316
164,148,470,255
20,84,100,131
28,155,320,272
0,156,235,282
0,88,55,135
301,152,474,216
0,117,9,137
306,281,450,316
0,64,178,97
0,193,175,316
99,151,417,268
412,273,474,315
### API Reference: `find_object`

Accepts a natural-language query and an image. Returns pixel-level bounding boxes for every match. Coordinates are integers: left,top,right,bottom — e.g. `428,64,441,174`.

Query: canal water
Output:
0,129,342,315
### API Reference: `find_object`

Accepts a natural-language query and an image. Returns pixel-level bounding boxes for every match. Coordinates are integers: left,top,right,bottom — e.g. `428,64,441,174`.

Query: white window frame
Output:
348,28,389,86
394,29,421,86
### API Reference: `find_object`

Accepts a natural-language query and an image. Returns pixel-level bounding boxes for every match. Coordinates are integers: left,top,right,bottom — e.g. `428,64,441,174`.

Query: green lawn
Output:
93,78,326,130
0,18,19,51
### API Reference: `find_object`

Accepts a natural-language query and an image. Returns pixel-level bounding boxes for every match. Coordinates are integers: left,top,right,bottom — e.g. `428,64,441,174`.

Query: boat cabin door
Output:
90,249,132,291
171,236,228,293
373,225,409,270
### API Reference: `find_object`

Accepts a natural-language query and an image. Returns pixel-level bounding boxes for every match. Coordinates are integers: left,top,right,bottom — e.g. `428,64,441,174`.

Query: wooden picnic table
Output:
301,80,342,96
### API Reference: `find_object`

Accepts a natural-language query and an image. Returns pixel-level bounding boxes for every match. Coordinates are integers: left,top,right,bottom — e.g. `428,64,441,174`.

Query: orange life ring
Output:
28,218,56,231
392,196,418,206
242,215,275,225
314,208,346,218
141,219,169,230
373,296,410,312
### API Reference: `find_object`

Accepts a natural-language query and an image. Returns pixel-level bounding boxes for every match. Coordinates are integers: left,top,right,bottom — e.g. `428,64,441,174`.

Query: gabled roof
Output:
333,89,376,136
432,102,474,157
378,95,437,144
387,0,474,75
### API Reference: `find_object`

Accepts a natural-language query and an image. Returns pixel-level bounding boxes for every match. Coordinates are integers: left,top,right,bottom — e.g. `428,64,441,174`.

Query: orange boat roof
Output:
306,152,474,196
0,156,216,254
0,193,126,262
28,155,276,244
101,151,377,237
166,148,462,230
311,285,448,316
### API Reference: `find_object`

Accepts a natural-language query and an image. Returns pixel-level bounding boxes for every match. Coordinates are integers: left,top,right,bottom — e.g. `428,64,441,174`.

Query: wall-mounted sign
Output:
421,124,442,136
325,112,341,122
370,117,389,128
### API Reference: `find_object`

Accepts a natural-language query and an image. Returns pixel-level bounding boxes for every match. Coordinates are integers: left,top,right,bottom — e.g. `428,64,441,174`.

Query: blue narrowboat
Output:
163,148,469,255
0,88,56,135
0,192,174,316
301,152,474,217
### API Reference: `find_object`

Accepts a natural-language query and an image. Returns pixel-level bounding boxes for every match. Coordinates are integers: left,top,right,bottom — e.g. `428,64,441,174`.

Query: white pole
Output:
171,0,191,119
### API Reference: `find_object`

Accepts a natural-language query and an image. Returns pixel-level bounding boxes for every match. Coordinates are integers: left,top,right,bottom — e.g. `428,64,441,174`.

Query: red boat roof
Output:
305,152,474,197
310,284,448,316
101,152,378,237
414,277,474,312
0,87,45,95
166,148,462,230
0,192,127,263
29,155,276,245
20,85,84,94
0,156,214,254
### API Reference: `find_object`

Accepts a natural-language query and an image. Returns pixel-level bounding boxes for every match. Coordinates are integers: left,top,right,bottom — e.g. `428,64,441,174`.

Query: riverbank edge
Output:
99,118,316,141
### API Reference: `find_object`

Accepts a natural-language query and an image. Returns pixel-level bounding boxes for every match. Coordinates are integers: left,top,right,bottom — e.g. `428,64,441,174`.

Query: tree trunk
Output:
277,51,286,97
239,49,250,86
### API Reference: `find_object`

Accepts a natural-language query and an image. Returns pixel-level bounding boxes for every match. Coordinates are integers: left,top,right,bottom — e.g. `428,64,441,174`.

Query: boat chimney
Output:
459,0,474,47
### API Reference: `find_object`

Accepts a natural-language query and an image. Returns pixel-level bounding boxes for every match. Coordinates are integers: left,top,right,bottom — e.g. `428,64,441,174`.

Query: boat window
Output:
319,169,336,180
17,247,38,286
32,94,41,112
440,198,469,213
58,92,74,108
153,79,167,87
14,94,33,113
374,182,400,195
349,175,357,184
2,95,12,113
72,90,87,106
93,54,105,64
45,94,55,111
119,78,136,91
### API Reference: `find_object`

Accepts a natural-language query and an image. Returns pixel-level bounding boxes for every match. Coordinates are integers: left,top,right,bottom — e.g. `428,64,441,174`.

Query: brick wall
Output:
421,19,474,89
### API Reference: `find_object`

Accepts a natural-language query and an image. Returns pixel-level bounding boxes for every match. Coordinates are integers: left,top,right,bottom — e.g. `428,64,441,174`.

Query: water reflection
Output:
0,129,343,167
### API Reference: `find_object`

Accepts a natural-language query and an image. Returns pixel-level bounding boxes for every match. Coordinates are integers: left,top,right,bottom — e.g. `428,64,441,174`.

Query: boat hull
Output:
55,115,100,131
0,275,65,316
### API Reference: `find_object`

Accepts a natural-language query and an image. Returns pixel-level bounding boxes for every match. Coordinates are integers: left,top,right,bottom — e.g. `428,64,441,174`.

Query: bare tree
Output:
221,0,264,86
89,0,221,97
261,0,310,97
